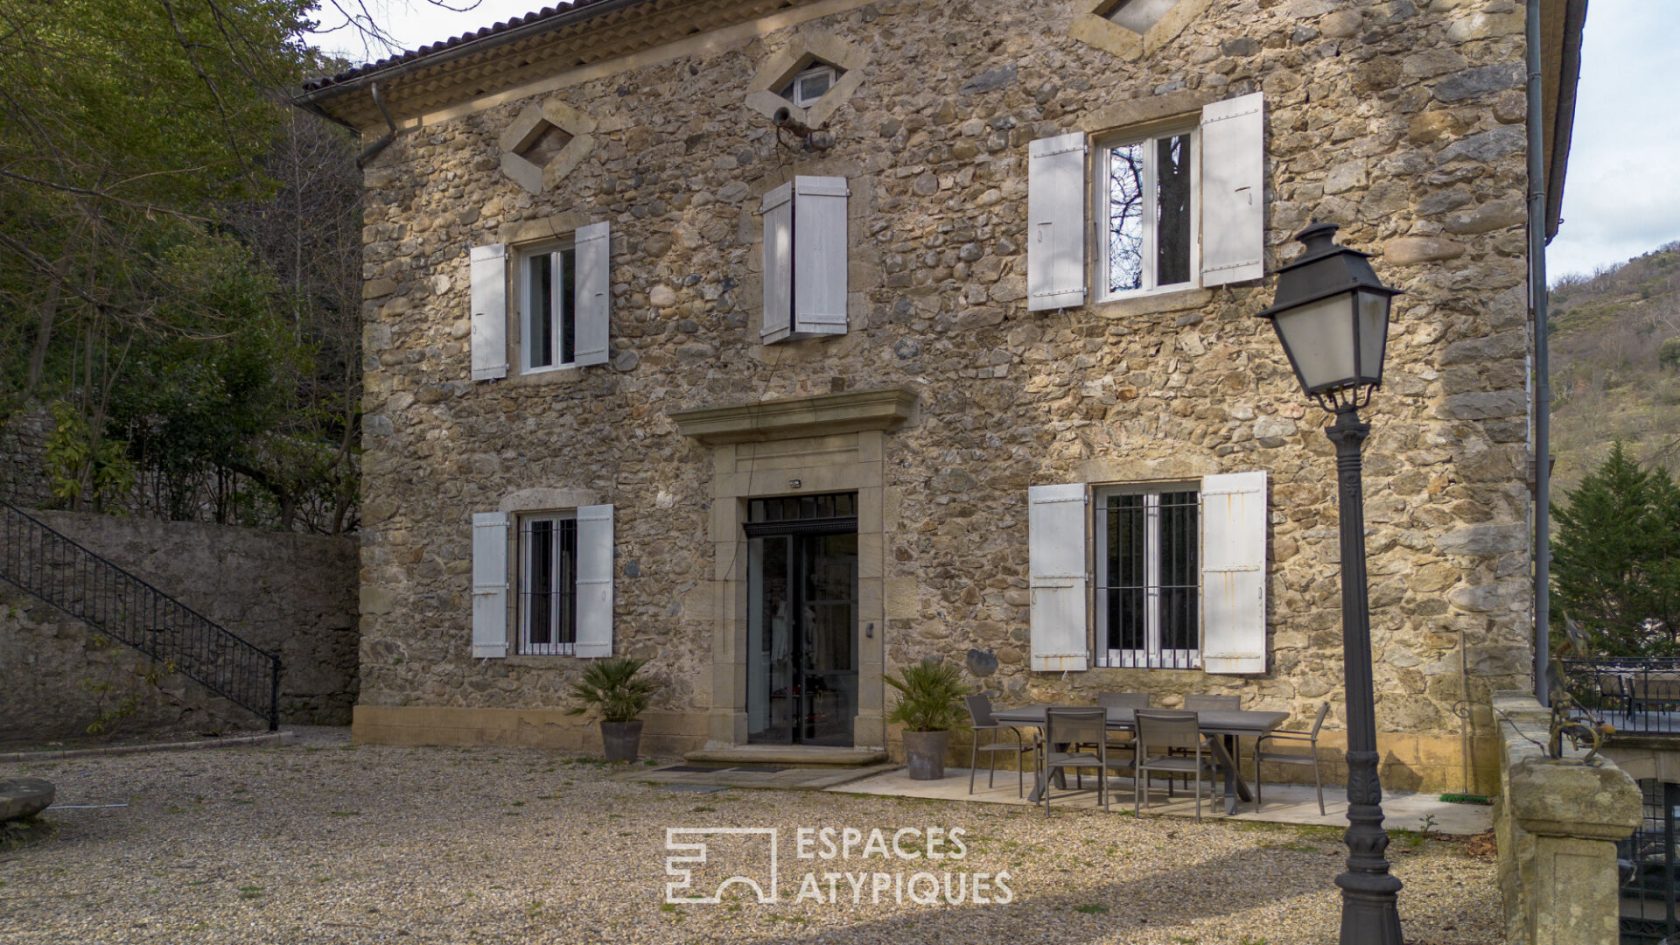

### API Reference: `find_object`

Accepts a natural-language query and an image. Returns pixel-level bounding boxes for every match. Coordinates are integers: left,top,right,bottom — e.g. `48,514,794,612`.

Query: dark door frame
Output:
745,515,858,746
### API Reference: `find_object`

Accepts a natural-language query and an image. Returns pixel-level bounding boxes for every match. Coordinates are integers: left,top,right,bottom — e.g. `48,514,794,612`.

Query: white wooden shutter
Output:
573,221,610,366
470,244,508,380
760,182,794,344
1027,133,1088,312
574,504,614,658
471,511,510,658
792,176,849,335
1028,483,1089,671
1201,471,1267,674
1199,93,1266,287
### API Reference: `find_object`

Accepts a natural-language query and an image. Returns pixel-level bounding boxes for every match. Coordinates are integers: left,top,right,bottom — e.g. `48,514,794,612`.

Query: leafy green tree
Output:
0,0,364,531
1552,443,1680,655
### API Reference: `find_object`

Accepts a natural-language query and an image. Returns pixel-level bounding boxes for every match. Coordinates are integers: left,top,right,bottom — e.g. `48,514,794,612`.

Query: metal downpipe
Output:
1526,0,1553,703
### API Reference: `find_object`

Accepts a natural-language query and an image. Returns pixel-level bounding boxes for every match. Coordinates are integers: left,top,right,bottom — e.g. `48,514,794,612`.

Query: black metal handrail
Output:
0,501,280,730
1563,658,1680,738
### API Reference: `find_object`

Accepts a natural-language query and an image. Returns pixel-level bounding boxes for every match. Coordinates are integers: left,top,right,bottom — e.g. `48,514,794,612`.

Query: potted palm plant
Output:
567,656,656,762
885,658,970,780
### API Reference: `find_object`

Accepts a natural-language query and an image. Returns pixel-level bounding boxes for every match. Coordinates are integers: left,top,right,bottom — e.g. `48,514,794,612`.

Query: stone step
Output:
683,745,889,767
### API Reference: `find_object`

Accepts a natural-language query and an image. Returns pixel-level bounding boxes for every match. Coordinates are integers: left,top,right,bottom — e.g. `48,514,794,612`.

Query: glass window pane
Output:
527,520,553,645
1157,491,1198,654
528,254,555,368
559,248,576,365
559,519,577,645
1106,143,1145,294
1155,133,1193,286
1105,494,1146,654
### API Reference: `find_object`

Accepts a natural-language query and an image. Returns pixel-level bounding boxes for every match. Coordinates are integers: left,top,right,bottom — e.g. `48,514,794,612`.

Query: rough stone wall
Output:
0,404,54,508
0,588,260,744
355,0,1534,787
0,511,358,742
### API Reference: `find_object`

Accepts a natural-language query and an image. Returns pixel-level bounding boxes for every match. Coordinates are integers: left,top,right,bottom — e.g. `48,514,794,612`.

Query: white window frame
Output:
518,510,577,656
517,240,578,374
1093,483,1202,670
786,64,838,107
1093,123,1201,302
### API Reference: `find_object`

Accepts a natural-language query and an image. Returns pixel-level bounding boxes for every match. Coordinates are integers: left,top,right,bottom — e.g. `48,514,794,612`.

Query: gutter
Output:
1526,0,1553,703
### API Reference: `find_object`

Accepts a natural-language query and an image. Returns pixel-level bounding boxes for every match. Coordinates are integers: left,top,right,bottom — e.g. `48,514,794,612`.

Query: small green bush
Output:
566,657,655,723
884,658,970,732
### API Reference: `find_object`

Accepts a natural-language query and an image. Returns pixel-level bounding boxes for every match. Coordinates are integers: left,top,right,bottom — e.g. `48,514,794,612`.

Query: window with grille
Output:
519,513,577,655
1095,487,1200,669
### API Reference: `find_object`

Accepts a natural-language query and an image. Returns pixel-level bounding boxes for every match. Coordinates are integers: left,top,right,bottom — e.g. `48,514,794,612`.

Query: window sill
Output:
509,365,587,388
503,654,578,668
1091,286,1212,320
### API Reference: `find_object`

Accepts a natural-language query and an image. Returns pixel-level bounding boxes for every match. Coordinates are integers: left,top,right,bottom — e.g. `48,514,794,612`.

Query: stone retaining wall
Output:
1493,690,1640,945
0,511,358,744
0,405,53,509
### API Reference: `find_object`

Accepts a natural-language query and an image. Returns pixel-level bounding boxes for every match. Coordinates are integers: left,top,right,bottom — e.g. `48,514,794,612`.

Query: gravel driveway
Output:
0,733,1499,944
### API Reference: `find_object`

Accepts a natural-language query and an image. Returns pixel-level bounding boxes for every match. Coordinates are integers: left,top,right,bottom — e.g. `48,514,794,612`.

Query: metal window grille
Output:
748,492,857,524
1620,779,1680,943
1094,489,1200,669
519,516,577,656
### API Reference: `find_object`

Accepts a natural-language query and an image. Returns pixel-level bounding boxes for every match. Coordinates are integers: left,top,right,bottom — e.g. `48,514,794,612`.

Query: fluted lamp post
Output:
1257,222,1404,945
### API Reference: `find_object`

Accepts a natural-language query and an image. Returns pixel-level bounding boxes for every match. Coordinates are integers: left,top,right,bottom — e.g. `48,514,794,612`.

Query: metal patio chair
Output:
1039,706,1131,815
1133,709,1218,821
1096,692,1150,755
964,693,1033,797
1172,695,1239,783
1254,701,1332,815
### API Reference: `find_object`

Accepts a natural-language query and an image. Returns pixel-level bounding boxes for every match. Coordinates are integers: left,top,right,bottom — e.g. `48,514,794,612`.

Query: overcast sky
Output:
318,1,1679,282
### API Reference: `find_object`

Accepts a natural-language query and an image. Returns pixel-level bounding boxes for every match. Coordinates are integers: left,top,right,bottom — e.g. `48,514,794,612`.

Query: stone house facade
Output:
299,0,1583,793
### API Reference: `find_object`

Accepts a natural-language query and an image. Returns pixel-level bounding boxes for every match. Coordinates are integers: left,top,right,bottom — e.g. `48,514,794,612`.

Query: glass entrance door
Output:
746,496,859,746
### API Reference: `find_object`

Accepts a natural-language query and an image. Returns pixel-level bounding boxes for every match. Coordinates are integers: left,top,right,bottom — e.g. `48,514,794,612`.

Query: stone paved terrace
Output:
0,731,1499,944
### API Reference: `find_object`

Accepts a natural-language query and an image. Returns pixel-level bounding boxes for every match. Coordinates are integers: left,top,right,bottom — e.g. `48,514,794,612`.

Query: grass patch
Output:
1229,820,1344,842
1075,904,1109,915
0,817,57,851
1440,793,1492,805
1388,829,1431,849
237,885,263,899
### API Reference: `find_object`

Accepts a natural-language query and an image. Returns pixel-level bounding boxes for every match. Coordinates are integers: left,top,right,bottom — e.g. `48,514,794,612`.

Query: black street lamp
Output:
1258,222,1404,945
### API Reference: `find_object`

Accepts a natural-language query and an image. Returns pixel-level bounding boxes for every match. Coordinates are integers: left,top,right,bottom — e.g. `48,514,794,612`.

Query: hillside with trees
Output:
0,0,363,532
1549,241,1680,495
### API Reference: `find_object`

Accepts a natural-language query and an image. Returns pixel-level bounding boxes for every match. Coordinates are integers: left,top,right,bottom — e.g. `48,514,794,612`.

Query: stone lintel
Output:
670,387,915,445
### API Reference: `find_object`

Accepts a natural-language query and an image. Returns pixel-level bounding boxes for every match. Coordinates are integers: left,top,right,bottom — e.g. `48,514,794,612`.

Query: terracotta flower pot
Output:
600,720,644,763
902,730,950,780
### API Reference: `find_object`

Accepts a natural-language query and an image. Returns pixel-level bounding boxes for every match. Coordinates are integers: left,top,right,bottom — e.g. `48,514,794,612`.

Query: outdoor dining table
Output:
991,704,1290,815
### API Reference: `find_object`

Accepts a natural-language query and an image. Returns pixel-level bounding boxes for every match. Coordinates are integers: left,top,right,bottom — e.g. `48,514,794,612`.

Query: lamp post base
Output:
1340,897,1405,945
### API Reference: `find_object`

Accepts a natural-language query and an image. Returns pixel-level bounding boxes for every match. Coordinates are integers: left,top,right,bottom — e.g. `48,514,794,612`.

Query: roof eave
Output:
1544,0,1588,242
293,0,655,121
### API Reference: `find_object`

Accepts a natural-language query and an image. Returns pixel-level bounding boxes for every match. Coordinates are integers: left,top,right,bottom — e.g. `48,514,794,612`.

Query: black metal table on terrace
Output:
990,704,1290,815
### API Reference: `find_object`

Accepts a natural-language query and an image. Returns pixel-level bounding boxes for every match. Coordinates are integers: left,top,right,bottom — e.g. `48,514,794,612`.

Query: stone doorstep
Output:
638,761,903,791
0,730,295,764
683,745,889,767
